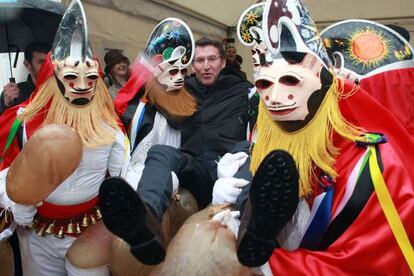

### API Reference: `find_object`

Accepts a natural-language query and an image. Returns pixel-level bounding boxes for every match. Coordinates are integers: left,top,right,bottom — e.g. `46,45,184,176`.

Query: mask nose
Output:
78,76,89,89
268,84,284,106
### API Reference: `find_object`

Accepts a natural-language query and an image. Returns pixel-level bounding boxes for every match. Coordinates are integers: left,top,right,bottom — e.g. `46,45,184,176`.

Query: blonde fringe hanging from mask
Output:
250,77,363,197
18,77,120,148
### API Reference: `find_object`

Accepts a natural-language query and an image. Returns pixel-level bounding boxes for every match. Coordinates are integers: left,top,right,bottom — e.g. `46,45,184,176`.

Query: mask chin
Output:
71,97,92,105
276,67,333,132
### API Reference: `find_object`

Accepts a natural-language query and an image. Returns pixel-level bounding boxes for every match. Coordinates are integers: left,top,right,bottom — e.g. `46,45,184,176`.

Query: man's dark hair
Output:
195,36,225,59
24,41,50,62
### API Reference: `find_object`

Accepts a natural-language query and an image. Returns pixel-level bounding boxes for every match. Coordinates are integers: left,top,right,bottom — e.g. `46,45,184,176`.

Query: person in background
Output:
103,49,130,99
225,46,237,65
222,45,249,81
0,41,49,115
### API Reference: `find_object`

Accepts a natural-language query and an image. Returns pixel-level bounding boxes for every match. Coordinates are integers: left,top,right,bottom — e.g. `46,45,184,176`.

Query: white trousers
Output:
16,227,109,276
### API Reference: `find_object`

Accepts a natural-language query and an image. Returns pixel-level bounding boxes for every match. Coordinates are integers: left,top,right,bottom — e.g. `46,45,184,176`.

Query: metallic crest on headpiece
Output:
237,3,265,47
321,19,414,79
51,0,92,62
142,18,194,77
262,0,331,68
50,0,99,107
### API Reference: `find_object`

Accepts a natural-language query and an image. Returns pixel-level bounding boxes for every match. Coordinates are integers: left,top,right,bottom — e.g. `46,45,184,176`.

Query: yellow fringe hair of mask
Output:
250,77,363,197
18,77,120,148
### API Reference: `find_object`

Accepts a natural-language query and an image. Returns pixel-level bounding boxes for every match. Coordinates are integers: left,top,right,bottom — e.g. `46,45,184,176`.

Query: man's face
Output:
54,57,99,106
255,53,330,129
25,51,47,82
226,47,237,63
156,59,188,92
192,45,225,87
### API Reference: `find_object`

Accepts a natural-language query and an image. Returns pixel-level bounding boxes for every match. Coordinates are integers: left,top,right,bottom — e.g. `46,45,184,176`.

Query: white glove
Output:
10,202,41,226
217,152,249,179
171,171,179,195
212,209,240,238
212,177,249,205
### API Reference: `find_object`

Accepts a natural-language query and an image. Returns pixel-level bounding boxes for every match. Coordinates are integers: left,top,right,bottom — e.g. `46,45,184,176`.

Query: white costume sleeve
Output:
108,130,130,178
0,168,17,240
126,112,180,190
0,168,10,209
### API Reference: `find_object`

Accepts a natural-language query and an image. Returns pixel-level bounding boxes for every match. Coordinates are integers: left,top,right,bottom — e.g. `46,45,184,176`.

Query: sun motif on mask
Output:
245,10,259,25
348,27,390,68
241,30,253,43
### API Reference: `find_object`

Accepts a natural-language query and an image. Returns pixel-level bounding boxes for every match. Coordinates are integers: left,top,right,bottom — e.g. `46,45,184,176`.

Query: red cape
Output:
269,80,414,275
0,53,55,169
113,60,151,116
360,67,414,135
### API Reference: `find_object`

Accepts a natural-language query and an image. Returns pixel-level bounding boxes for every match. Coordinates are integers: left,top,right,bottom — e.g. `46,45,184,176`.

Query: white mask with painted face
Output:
55,57,99,106
255,53,325,122
156,59,188,92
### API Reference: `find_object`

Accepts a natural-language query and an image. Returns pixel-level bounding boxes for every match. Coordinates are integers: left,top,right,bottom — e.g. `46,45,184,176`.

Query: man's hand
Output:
2,82,20,107
212,177,249,205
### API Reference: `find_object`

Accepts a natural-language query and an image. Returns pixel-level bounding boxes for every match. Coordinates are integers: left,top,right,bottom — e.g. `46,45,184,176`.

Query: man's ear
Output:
23,60,32,71
220,58,226,69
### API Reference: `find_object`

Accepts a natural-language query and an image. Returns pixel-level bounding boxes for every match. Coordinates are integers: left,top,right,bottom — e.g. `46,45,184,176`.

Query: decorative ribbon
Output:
300,174,334,249
0,118,21,162
368,146,414,272
129,101,146,151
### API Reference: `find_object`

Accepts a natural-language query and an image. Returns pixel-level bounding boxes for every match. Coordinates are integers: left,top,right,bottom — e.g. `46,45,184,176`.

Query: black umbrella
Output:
0,0,65,81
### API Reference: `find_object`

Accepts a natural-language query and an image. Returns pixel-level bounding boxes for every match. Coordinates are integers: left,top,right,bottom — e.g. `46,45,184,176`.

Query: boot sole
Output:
99,177,165,265
237,150,299,267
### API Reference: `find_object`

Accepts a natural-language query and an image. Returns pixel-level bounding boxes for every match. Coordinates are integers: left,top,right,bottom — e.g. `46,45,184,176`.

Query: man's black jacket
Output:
181,73,250,160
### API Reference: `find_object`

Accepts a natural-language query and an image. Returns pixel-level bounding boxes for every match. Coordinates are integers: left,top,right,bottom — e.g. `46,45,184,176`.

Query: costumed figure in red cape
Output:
0,0,129,275
321,19,414,135
94,18,198,269
231,0,414,274
146,0,414,274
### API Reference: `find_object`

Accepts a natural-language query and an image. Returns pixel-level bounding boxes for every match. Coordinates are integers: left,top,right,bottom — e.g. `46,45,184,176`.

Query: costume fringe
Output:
19,77,120,148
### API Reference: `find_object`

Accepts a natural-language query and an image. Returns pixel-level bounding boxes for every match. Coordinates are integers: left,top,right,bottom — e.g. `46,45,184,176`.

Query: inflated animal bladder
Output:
6,124,83,205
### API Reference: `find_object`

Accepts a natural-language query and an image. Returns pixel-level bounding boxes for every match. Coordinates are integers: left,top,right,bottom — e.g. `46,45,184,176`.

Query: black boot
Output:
99,177,166,265
237,150,299,267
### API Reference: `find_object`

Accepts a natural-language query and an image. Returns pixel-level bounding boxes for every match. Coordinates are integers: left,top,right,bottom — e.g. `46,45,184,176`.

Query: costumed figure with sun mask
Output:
232,0,414,274
144,0,414,274
95,18,198,267
320,20,414,135
0,1,129,275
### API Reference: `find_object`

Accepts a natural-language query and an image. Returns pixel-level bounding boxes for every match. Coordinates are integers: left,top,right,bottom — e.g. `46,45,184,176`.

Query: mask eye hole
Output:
279,75,300,86
169,69,179,76
255,79,273,90
180,68,187,75
87,75,99,80
64,74,77,80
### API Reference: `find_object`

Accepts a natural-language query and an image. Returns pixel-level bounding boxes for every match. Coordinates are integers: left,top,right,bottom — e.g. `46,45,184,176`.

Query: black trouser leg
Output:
137,145,183,221
178,154,216,210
